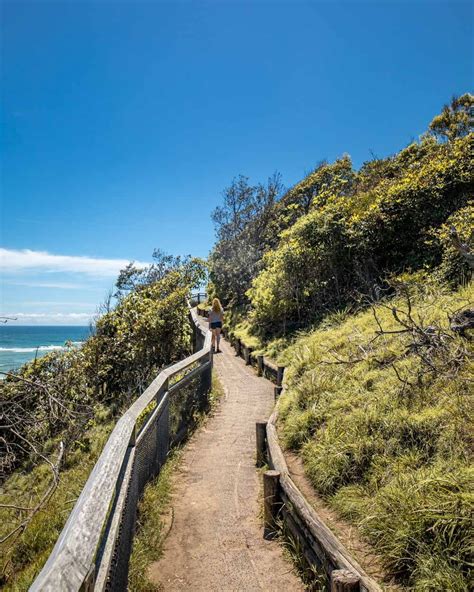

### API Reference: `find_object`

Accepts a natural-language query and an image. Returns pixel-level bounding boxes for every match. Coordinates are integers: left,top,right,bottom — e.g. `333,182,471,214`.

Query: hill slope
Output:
276,280,473,590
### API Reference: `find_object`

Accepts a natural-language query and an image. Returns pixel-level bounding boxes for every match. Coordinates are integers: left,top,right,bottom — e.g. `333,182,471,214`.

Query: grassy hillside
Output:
0,415,114,590
276,279,473,590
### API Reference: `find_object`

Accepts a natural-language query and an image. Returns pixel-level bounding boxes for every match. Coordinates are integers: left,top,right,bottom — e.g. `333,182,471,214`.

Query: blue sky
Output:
1,0,472,324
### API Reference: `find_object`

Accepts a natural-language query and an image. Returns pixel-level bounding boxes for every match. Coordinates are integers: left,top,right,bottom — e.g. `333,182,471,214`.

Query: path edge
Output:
229,334,383,592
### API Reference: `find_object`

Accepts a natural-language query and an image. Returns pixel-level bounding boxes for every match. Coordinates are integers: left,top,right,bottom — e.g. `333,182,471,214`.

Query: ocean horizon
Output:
0,325,91,373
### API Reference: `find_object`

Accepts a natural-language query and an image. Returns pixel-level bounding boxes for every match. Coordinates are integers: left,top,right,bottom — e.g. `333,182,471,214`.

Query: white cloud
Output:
19,301,95,307
0,248,149,277
7,313,92,319
4,280,104,290
0,312,93,325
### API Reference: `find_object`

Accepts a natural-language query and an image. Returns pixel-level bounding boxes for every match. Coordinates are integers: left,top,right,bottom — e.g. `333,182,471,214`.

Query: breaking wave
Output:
0,343,83,353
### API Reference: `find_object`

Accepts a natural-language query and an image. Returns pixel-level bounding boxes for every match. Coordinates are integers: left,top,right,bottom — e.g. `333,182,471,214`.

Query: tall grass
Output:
277,280,473,590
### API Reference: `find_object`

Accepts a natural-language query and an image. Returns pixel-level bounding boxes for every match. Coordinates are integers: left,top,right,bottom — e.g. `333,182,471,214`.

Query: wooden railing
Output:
30,305,211,591
231,335,382,592
191,291,207,305
265,408,382,592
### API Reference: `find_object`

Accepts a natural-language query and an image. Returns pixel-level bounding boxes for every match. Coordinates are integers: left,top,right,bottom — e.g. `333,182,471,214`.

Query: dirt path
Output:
148,327,304,591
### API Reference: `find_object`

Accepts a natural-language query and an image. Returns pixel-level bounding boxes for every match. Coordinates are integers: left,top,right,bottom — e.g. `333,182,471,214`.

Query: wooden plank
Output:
30,411,137,591
280,504,326,576
94,447,136,590
160,345,210,379
281,496,333,575
263,356,279,373
266,413,287,472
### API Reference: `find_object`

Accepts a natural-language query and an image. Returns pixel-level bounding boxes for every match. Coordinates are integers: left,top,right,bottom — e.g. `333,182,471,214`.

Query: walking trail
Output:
148,321,304,591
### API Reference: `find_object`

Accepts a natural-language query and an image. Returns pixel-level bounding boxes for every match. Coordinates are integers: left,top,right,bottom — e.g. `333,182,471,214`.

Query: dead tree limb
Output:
0,441,64,546
450,225,474,269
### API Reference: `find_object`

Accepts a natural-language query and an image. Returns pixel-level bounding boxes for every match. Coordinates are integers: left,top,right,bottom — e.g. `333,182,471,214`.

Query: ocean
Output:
0,325,90,373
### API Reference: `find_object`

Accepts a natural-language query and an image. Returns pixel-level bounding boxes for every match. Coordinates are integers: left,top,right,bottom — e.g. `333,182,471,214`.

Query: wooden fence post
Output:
330,569,360,592
263,470,281,539
245,347,252,365
199,356,212,407
257,355,264,376
256,421,267,467
277,366,285,386
274,385,283,399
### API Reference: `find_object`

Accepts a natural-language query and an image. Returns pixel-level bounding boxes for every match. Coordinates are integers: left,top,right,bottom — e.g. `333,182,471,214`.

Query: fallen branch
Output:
450,226,474,269
0,441,64,549
450,308,474,337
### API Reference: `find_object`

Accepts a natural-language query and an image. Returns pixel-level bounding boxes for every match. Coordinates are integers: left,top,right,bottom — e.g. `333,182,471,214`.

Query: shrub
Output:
432,203,473,286
248,134,472,334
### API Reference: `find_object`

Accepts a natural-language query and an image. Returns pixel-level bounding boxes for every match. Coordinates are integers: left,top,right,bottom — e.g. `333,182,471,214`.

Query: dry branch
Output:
450,226,474,269
1,441,64,551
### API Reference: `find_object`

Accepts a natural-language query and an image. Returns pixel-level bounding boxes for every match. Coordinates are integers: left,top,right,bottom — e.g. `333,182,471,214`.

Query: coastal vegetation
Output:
209,94,473,590
210,95,472,332
278,279,473,591
0,255,205,588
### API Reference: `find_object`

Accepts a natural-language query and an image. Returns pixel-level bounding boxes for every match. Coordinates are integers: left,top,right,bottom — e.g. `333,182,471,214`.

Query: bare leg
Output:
211,329,216,350
216,328,222,351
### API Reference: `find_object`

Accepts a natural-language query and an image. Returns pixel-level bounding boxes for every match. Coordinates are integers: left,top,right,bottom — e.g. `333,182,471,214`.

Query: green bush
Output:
248,134,472,333
432,203,473,286
83,270,193,402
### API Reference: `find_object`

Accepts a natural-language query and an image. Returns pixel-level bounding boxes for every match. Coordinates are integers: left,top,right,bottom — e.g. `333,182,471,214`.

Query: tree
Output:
211,175,256,241
429,93,473,141
209,173,284,305
115,250,206,297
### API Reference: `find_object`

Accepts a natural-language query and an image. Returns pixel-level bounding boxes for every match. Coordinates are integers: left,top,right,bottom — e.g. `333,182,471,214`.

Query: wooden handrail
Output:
266,408,382,592
30,305,211,591
230,334,383,590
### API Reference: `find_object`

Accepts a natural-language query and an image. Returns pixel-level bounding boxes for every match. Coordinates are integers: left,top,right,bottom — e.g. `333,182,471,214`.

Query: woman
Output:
208,298,224,353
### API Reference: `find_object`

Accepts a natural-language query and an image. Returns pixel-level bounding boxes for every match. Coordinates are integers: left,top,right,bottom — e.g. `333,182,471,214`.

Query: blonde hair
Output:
212,298,223,313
